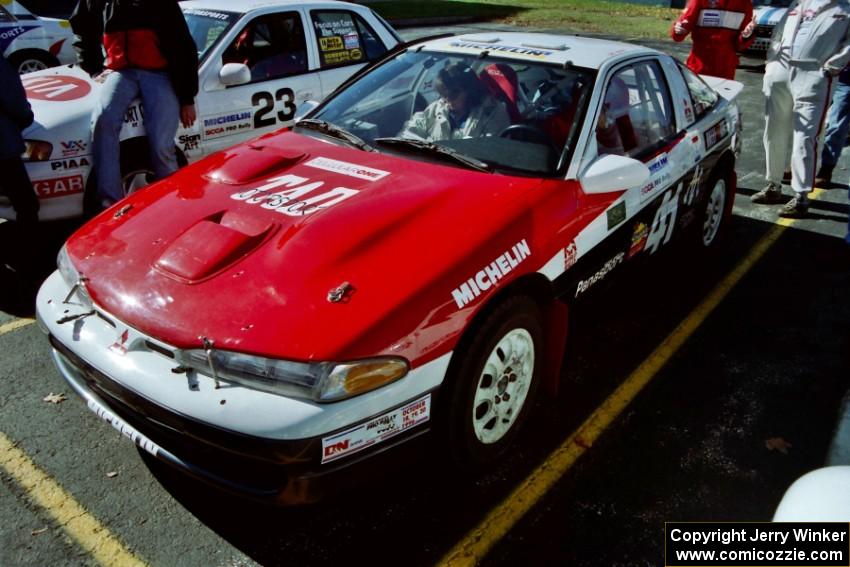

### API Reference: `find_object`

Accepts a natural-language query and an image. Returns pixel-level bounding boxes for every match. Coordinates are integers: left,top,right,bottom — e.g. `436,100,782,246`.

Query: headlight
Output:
57,244,92,308
22,140,53,161
174,349,409,403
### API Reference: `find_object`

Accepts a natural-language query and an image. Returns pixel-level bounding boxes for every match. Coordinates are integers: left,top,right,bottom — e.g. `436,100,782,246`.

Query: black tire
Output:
8,50,58,75
442,295,544,470
695,165,734,250
83,137,186,216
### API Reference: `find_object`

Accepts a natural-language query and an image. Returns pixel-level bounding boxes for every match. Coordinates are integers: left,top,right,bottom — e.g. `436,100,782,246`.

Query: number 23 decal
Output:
252,88,296,128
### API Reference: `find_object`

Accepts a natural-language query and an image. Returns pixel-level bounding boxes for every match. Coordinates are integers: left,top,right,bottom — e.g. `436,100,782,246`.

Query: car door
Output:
307,8,393,97
197,9,321,156
577,57,705,258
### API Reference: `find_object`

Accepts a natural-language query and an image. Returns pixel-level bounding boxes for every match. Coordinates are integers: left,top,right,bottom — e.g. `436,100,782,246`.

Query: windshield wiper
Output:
295,119,375,152
374,137,492,172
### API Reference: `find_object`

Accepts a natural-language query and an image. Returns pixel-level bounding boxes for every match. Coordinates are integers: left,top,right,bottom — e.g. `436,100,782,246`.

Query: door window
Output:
222,12,308,82
311,10,387,68
596,60,676,158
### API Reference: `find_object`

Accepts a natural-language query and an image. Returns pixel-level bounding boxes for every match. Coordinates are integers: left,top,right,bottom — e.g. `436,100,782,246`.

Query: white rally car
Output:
1,0,76,74
2,0,400,221
747,0,792,54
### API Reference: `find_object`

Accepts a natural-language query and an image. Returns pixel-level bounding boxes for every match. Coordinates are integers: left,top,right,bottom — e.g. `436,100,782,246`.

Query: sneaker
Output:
778,195,809,218
751,183,784,204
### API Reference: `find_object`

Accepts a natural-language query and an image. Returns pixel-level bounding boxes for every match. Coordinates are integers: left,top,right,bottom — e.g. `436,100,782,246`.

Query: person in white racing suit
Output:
401,62,510,142
752,0,850,217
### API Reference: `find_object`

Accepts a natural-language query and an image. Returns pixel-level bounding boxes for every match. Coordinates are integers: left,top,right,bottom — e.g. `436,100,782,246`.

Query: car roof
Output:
180,0,363,15
419,32,657,70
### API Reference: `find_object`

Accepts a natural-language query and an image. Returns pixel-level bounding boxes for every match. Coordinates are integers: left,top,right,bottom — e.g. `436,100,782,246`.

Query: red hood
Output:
66,132,547,362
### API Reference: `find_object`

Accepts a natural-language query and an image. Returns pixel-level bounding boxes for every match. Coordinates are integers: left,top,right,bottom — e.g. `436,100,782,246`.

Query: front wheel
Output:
443,295,543,469
9,50,57,75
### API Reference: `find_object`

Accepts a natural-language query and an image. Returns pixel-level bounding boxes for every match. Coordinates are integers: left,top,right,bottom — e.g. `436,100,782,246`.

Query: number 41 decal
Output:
252,87,296,128
645,182,682,254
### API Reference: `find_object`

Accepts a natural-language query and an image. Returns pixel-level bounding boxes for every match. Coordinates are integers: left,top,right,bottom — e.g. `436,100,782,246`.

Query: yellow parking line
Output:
0,432,148,567
439,191,822,566
0,318,34,337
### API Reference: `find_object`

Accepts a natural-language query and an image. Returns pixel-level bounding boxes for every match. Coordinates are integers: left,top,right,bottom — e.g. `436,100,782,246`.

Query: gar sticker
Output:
32,175,84,199
321,394,431,464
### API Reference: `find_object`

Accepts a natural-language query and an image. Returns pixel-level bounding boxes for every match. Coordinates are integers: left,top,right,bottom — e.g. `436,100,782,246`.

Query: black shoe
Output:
778,196,809,218
815,168,832,187
751,183,784,204
782,170,792,184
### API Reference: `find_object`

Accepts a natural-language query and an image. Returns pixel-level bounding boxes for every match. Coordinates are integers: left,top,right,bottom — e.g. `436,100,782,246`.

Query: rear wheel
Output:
697,166,733,249
443,295,543,469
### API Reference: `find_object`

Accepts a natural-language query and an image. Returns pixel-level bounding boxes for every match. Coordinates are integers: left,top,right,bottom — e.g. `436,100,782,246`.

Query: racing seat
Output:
479,63,521,123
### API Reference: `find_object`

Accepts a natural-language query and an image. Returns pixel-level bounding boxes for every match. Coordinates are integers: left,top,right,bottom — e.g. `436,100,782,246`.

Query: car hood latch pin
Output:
200,336,222,389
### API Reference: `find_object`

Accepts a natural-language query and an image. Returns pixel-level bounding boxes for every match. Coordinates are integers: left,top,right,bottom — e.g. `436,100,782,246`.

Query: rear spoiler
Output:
700,75,745,101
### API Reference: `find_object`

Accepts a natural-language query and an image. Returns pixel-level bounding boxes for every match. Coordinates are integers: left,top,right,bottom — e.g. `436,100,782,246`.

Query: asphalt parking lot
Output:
1,23,849,567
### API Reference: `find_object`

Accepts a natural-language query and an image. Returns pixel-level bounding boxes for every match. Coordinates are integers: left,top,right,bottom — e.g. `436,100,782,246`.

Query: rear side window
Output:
0,6,14,22
679,63,719,120
311,10,387,68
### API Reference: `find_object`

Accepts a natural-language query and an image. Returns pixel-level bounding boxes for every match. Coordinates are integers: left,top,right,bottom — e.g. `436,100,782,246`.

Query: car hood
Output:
21,65,98,135
65,131,544,362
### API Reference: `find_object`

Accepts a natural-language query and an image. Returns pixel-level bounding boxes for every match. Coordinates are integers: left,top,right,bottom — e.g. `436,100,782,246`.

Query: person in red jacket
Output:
70,0,198,210
670,0,756,80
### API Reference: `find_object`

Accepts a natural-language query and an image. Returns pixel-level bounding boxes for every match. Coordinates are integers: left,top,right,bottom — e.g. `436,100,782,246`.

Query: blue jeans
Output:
820,79,850,175
91,69,179,203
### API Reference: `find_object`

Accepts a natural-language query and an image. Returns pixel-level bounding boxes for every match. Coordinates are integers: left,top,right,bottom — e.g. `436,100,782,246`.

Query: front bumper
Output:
37,270,450,503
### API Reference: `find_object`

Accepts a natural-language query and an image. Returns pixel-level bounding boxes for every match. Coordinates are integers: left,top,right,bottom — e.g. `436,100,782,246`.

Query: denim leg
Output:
821,81,850,172
91,70,140,203
136,70,180,180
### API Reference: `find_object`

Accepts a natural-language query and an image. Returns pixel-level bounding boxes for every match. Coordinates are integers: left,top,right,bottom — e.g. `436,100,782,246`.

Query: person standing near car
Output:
752,0,850,217
70,0,198,209
0,54,39,227
670,0,756,80
814,66,850,186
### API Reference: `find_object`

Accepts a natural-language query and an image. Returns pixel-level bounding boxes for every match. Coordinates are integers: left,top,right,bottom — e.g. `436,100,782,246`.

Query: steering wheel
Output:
498,124,560,157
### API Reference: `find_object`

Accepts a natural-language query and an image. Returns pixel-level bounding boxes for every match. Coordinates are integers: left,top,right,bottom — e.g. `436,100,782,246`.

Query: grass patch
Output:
366,0,681,39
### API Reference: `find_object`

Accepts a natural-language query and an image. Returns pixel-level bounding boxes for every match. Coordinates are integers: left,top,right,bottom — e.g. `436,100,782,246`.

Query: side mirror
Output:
580,154,650,194
219,63,251,87
295,100,319,120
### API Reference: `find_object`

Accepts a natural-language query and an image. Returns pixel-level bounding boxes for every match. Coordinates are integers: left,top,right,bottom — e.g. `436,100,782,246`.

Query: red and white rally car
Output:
36,33,742,503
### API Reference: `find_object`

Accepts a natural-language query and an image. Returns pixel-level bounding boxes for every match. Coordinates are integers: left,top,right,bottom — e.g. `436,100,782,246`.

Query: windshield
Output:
182,8,238,63
310,50,594,176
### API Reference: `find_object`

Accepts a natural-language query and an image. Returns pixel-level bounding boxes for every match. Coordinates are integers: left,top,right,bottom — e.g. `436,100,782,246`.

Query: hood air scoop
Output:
155,210,274,282
203,145,306,185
